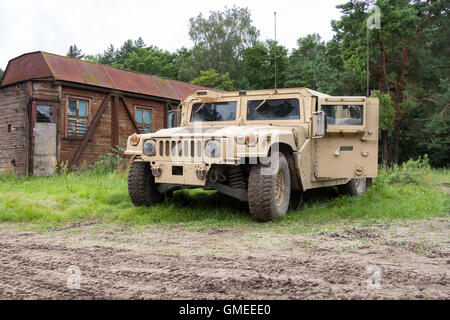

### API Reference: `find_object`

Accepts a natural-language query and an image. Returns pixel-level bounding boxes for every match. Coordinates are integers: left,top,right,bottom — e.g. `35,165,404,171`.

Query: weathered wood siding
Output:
31,82,59,101
0,83,28,175
58,86,168,167
0,80,173,174
120,96,167,141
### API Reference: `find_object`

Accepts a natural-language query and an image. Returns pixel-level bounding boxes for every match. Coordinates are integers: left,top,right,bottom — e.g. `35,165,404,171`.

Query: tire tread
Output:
248,152,290,222
128,162,163,206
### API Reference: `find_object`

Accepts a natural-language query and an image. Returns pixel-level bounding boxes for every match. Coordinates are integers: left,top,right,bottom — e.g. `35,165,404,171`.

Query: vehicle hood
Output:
138,125,295,139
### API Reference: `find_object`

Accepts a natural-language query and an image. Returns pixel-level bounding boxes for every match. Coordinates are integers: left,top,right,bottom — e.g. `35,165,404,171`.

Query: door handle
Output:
361,137,377,142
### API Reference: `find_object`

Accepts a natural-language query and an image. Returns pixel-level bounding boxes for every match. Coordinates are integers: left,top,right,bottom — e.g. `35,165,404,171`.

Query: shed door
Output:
33,104,57,176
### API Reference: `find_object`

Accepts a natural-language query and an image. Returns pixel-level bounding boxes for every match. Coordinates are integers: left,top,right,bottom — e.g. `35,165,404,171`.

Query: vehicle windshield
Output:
247,99,300,121
190,101,237,122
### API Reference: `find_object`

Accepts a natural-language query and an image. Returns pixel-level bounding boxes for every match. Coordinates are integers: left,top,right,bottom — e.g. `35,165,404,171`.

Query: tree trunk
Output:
391,121,401,164
379,41,390,95
381,130,389,167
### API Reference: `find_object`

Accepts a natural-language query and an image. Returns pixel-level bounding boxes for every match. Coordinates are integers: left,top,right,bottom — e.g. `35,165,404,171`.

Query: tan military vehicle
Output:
125,88,379,222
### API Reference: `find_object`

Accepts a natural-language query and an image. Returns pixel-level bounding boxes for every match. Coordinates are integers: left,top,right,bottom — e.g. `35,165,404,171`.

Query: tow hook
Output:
151,166,162,177
196,168,207,180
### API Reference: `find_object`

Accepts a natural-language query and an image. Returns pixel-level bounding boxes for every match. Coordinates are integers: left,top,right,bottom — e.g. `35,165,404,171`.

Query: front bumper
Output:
153,163,208,186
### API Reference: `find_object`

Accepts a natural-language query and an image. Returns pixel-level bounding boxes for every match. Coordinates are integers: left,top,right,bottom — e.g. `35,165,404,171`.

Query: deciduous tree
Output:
241,40,288,90
191,69,235,91
188,6,259,84
126,46,178,79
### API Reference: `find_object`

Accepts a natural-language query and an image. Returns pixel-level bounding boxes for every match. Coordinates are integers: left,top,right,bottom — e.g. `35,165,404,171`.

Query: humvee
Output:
125,88,379,222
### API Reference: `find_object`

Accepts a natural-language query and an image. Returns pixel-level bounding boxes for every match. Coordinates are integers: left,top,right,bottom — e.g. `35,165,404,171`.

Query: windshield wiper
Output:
254,90,278,111
194,98,210,113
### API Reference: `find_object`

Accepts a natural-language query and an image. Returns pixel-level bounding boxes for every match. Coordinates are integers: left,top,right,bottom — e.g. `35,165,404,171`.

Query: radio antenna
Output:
367,25,370,97
274,11,277,90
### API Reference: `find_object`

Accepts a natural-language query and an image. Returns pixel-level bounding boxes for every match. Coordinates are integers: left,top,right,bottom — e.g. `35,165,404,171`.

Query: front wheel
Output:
338,178,367,196
248,152,291,222
128,161,164,206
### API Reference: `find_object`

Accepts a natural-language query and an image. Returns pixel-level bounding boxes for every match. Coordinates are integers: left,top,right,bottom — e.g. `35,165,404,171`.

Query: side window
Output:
67,98,89,137
36,105,54,123
136,107,152,133
322,104,364,126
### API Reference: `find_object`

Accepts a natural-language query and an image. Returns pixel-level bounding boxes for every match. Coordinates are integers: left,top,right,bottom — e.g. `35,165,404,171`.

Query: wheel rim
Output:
275,170,285,206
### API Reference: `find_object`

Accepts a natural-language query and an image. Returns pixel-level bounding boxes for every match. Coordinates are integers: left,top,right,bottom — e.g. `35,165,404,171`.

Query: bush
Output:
88,145,127,174
377,155,432,186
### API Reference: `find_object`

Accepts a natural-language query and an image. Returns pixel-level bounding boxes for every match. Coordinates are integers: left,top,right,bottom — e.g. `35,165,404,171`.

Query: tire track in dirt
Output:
0,219,448,300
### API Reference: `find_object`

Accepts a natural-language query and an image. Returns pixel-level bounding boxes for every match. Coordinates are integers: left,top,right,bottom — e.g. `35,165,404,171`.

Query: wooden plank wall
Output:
0,81,173,173
59,86,168,168
0,83,28,175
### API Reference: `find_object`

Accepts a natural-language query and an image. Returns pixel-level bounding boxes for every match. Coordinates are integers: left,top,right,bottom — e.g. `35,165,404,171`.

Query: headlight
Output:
236,135,246,145
143,140,156,156
130,134,140,146
205,140,221,158
236,134,258,147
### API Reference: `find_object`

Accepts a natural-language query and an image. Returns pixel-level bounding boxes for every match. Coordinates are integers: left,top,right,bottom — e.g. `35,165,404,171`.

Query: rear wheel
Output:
128,161,164,206
248,152,291,222
338,178,367,196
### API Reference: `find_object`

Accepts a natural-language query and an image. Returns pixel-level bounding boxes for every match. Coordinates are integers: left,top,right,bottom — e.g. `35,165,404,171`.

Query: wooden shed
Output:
0,52,209,176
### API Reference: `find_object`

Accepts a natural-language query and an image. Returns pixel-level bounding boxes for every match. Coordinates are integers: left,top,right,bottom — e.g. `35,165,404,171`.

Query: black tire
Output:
338,178,367,196
128,161,163,206
248,152,291,222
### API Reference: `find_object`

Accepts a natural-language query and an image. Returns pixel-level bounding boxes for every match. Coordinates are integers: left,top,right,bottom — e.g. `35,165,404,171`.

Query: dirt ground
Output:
0,218,448,300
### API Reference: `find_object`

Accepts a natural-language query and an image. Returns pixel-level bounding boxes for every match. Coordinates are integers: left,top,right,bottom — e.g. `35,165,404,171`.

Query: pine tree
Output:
66,44,85,59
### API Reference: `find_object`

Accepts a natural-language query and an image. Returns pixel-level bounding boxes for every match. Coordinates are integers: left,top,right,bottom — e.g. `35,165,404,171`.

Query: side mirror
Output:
167,111,175,128
173,105,183,128
312,111,327,138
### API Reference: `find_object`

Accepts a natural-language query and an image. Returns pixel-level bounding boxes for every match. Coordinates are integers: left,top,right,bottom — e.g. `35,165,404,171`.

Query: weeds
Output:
90,145,127,174
0,155,448,231
378,155,432,186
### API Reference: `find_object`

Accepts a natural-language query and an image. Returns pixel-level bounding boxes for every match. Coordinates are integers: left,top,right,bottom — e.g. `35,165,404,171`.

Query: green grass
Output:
0,162,448,232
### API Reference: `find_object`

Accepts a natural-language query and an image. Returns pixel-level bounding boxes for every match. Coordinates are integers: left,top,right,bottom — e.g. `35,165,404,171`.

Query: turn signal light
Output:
245,134,258,147
130,134,140,146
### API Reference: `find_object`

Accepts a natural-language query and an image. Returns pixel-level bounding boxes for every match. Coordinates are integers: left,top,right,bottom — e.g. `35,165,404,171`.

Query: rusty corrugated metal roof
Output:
0,52,54,85
1,51,210,101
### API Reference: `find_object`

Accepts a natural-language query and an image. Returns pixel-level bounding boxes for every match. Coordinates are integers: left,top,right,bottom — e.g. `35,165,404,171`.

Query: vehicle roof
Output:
186,88,369,103
187,87,330,100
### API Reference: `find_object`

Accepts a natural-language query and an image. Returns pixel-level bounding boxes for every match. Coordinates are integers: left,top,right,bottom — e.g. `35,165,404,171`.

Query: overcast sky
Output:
0,0,345,70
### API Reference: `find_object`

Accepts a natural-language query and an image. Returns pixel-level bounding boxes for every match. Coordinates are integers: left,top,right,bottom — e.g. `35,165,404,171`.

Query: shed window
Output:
36,105,54,123
136,107,152,133
67,98,89,137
